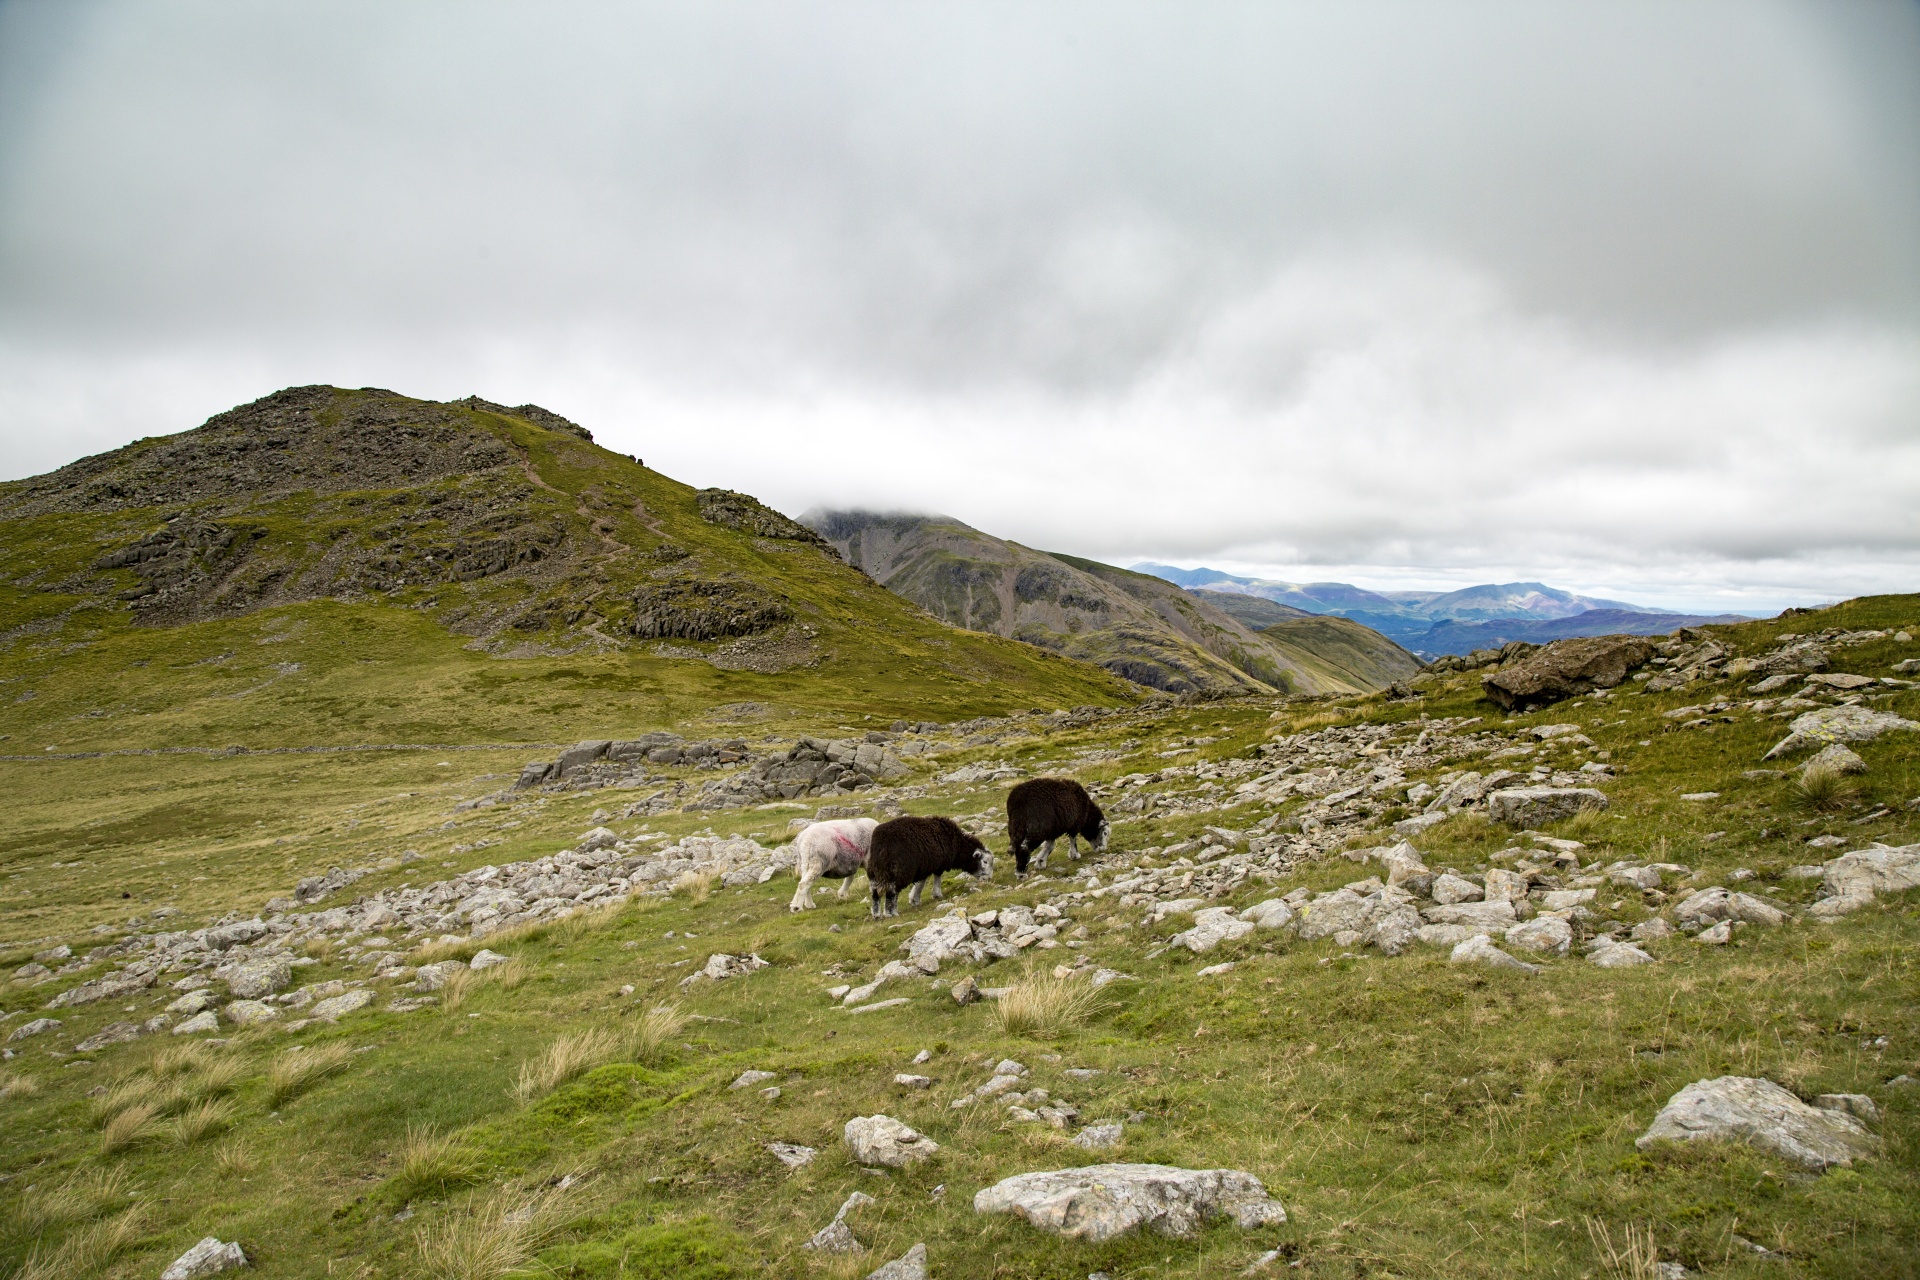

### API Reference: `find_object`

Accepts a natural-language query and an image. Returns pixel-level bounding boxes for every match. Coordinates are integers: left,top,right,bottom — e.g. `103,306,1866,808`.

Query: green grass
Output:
0,592,1916,1277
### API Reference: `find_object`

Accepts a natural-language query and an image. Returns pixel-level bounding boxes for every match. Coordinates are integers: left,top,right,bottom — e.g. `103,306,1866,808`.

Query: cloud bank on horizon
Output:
1,1,1916,614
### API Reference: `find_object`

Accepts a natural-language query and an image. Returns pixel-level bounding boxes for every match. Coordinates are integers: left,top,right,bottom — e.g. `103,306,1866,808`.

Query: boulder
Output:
1449,934,1540,973
1430,874,1484,905
222,957,292,1000
222,1000,279,1026
902,915,975,965
1365,902,1424,956
1672,887,1787,928
844,1115,939,1167
172,1010,220,1035
1587,941,1656,967
75,1020,144,1052
1239,899,1295,930
1763,705,1918,759
7,1017,60,1041
1802,744,1868,776
1073,1123,1124,1150
311,990,374,1021
1295,889,1372,940
1637,1076,1878,1171
1506,916,1572,956
1170,907,1255,954
866,1243,928,1280
972,1163,1286,1242
468,949,512,970
803,1190,873,1254
1481,636,1655,710
1821,844,1920,902
1483,868,1530,903
1414,924,1480,948
1486,787,1608,827
767,1142,816,1169
1422,900,1518,930
168,989,219,1016
161,1238,249,1279
576,826,620,851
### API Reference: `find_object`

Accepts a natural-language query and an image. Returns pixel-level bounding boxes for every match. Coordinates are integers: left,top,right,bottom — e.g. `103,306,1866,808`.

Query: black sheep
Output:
866,815,994,918
1007,777,1109,876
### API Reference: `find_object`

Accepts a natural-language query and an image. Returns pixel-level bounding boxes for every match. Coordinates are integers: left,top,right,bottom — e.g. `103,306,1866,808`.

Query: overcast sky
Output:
2,1,1917,613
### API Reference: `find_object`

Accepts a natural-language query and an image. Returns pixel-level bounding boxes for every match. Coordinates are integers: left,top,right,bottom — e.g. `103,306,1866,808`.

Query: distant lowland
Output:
1132,564,1756,657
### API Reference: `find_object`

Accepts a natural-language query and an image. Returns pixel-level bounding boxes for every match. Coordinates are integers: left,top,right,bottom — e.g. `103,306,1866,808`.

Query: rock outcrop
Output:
1480,635,1655,710
1637,1076,1878,1170
972,1163,1287,1241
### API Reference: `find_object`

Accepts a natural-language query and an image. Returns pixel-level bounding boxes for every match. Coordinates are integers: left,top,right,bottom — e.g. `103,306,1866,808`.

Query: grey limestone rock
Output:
1430,873,1483,905
75,1020,144,1052
1763,705,1918,759
310,989,374,1021
1422,900,1518,930
223,1000,279,1026
865,1242,928,1280
161,1237,249,1279
222,957,292,1000
1587,941,1656,967
1486,787,1608,827
1505,916,1572,956
1802,743,1868,775
972,1163,1286,1241
767,1142,816,1169
804,1191,874,1254
844,1114,939,1167
1449,934,1541,973
6,1017,59,1041
172,1010,220,1035
1170,907,1255,954
1637,1076,1878,1171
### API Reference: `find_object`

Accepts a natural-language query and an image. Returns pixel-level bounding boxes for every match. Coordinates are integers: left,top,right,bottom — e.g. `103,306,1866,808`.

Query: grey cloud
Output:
0,0,1915,609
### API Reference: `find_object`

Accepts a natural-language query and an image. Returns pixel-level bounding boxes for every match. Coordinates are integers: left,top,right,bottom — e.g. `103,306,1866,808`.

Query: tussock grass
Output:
443,957,526,1012
168,1097,235,1145
1586,1218,1663,1280
1557,806,1608,840
214,1138,255,1176
17,1167,129,1234
413,1188,557,1280
672,869,718,903
99,1102,163,1154
629,1003,689,1065
412,919,547,966
14,1205,145,1280
393,1125,482,1202
993,968,1110,1039
265,1042,353,1107
1793,763,1862,813
553,900,625,943
1,1070,42,1101
91,1077,157,1127
150,1041,214,1078
513,1026,625,1104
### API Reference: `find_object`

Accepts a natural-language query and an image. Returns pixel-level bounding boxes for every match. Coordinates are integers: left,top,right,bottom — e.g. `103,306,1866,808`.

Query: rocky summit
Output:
1,393,1917,1279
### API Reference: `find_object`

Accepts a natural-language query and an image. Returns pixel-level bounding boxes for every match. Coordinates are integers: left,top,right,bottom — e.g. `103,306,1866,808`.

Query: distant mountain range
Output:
805,513,1420,696
1133,564,1753,656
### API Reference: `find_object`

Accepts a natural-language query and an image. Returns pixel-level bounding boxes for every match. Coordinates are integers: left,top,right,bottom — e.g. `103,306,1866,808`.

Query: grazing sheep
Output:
1007,777,1108,876
867,816,994,918
787,817,880,911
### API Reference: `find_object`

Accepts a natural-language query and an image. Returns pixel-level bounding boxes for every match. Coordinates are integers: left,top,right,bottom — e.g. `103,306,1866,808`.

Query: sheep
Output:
866,815,994,918
1007,777,1108,876
787,817,880,911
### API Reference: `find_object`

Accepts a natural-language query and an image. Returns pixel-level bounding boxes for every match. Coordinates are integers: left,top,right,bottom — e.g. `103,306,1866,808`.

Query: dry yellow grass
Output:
512,1025,625,1104
214,1138,255,1176
99,1102,163,1154
413,1188,557,1280
1,1070,42,1101
265,1042,353,1107
442,957,526,1012
149,1041,214,1077
412,919,548,966
90,1076,157,1127
992,968,1110,1038
393,1124,481,1202
169,1097,236,1145
16,1167,130,1234
672,869,718,902
14,1205,145,1280
553,900,625,943
1793,762,1862,812
1586,1218,1663,1280
629,1003,689,1065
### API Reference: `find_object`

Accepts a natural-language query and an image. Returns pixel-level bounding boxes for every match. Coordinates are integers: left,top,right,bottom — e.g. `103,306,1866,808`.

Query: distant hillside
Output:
1188,589,1313,629
806,512,1418,695
0,387,1137,751
1414,609,1757,654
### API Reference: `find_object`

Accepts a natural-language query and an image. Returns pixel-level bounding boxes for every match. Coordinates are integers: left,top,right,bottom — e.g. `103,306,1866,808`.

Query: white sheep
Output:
787,817,880,911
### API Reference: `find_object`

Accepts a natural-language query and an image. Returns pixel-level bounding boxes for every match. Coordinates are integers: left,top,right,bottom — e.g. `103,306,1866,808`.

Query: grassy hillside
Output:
2,594,1916,1278
808,510,1412,696
0,388,1135,761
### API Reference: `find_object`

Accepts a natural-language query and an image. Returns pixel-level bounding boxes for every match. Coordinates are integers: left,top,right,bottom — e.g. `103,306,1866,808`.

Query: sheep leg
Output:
927,872,943,901
884,888,900,917
870,885,885,918
836,873,853,900
1068,834,1081,861
1034,838,1054,870
907,879,923,907
789,866,817,912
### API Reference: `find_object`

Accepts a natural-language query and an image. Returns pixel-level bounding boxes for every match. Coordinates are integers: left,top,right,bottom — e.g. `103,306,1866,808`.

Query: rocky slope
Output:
806,510,1415,696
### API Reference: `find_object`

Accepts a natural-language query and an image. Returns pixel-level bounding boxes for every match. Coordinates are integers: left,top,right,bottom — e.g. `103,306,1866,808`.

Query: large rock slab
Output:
1636,1076,1878,1171
866,1243,928,1280
1449,934,1540,973
1481,636,1655,710
1822,844,1920,901
1506,916,1572,956
1422,900,1517,930
1672,887,1787,928
221,957,292,1000
844,1115,939,1167
972,1163,1286,1241
1487,787,1608,827
1764,705,1918,759
1170,907,1255,954
161,1237,249,1279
